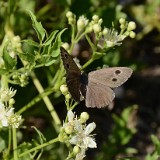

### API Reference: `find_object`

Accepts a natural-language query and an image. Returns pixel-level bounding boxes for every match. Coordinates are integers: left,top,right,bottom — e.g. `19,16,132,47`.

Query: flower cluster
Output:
6,35,22,59
12,72,29,87
65,11,136,51
59,110,97,160
0,88,21,128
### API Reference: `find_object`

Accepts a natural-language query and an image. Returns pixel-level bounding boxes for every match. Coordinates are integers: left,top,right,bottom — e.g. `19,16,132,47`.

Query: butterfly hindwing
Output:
86,81,115,108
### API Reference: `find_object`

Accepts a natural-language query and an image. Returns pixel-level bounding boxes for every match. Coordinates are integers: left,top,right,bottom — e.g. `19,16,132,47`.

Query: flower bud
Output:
93,24,101,33
77,19,85,31
73,146,80,155
92,15,99,22
9,98,15,106
60,85,68,96
128,21,136,31
62,43,70,50
66,11,73,18
119,18,125,24
64,125,74,134
102,28,108,35
65,93,71,100
80,112,89,123
129,31,136,38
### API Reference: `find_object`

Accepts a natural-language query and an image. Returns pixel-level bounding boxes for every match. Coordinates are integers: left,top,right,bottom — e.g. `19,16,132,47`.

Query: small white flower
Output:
0,88,16,102
63,110,77,134
77,16,89,31
0,102,14,127
0,101,21,128
100,29,126,48
69,121,97,149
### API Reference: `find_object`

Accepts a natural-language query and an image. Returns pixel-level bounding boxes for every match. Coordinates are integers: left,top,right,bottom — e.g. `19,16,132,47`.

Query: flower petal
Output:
85,122,96,135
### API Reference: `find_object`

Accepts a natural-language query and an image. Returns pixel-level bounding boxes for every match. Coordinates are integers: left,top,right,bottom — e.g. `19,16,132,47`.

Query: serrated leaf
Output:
22,39,40,47
18,52,35,64
50,28,67,57
43,30,59,46
28,10,46,41
3,45,17,70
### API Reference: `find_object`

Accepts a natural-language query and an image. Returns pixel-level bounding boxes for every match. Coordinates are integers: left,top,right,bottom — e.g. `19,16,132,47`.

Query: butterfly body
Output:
60,47,132,108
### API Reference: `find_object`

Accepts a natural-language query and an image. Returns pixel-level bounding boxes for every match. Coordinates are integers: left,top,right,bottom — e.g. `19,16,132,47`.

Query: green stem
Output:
12,127,18,160
19,137,59,158
6,128,12,159
82,58,94,69
1,75,9,89
30,72,61,131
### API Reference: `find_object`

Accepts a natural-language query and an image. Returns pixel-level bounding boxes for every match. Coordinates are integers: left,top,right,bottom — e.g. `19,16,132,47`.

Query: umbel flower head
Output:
0,102,21,128
0,88,21,128
61,110,97,160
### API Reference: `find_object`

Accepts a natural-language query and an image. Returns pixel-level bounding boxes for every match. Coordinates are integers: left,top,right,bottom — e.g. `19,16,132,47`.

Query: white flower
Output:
0,101,21,128
69,121,97,149
100,29,126,48
77,16,89,31
0,88,16,102
0,102,14,127
63,110,77,134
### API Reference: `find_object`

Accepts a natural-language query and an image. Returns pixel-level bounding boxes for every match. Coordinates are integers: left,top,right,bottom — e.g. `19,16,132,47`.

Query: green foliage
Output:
145,135,160,160
97,106,138,160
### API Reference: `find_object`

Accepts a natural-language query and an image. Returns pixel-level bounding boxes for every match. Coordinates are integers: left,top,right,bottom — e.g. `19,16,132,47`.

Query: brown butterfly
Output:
60,47,132,108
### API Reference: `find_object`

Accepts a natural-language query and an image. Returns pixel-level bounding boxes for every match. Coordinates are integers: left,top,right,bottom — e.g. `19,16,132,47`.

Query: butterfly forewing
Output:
60,47,81,102
88,67,132,88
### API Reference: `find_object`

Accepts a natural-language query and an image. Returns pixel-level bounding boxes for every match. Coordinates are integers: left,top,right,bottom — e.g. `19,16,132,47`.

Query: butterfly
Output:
60,47,132,108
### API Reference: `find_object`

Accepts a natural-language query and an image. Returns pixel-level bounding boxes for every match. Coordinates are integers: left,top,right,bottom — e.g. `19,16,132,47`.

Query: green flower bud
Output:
65,94,71,100
64,125,74,134
102,28,108,35
119,18,125,24
80,112,89,123
62,43,70,50
127,21,136,31
60,85,68,96
66,11,73,18
93,24,101,33
73,146,80,155
129,31,136,38
77,19,85,30
9,98,15,106
92,15,99,22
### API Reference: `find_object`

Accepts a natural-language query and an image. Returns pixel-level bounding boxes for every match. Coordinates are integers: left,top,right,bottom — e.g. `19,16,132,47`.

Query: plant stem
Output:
30,72,61,131
18,137,59,158
12,127,18,160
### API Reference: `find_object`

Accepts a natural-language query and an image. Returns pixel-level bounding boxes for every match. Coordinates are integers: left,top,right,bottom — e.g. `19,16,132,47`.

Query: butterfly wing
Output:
60,47,81,102
85,67,132,108
88,67,132,88
86,81,115,108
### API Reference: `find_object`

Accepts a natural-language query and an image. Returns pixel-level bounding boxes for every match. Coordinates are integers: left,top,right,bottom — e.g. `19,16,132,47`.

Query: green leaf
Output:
28,10,46,41
50,28,67,58
18,52,35,64
22,39,40,48
43,30,59,46
3,45,17,70
0,69,8,75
